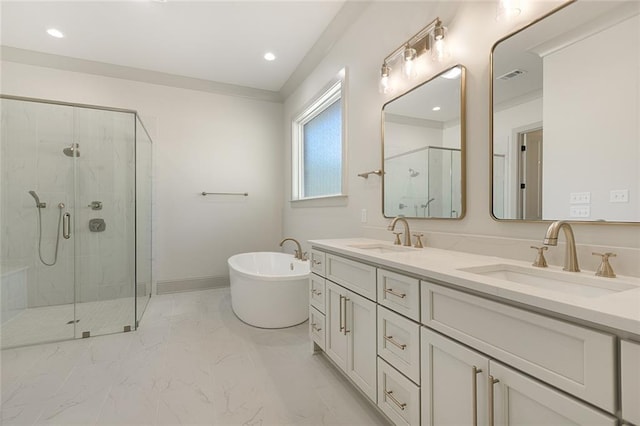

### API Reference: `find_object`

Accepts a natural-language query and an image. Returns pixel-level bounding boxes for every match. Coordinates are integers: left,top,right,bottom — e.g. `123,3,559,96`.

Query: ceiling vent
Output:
496,69,526,81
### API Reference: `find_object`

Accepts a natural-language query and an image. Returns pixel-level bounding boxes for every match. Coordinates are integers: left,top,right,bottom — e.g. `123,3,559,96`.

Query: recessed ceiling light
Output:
441,67,462,79
46,28,64,39
432,106,441,111
264,52,276,61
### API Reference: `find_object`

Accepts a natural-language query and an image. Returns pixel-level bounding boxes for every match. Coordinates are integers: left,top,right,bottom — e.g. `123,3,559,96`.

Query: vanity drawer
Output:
621,339,640,425
378,306,420,384
309,274,326,313
310,249,326,276
309,306,325,350
377,269,420,321
377,357,420,426
421,281,616,413
326,254,376,301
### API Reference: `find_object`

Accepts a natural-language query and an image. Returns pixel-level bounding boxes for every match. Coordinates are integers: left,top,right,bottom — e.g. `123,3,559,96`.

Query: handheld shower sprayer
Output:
28,190,46,208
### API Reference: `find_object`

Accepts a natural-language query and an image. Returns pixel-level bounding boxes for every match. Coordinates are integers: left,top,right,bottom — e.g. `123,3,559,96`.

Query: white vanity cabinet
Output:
490,362,617,425
325,280,377,402
421,281,616,413
421,326,490,425
421,326,617,426
621,339,640,425
309,242,629,426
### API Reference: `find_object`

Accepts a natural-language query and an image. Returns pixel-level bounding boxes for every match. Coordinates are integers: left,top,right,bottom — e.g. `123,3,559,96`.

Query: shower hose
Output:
36,203,64,266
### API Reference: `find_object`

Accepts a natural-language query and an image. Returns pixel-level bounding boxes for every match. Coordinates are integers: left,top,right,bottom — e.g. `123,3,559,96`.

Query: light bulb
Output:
432,38,449,62
379,63,393,94
402,47,417,80
496,0,521,21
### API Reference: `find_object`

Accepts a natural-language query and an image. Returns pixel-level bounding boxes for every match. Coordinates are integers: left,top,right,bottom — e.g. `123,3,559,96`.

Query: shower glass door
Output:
73,106,135,338
1,97,137,348
1,99,77,347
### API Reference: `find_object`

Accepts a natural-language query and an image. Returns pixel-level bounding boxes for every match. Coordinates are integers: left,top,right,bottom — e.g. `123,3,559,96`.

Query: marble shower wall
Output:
1,98,135,309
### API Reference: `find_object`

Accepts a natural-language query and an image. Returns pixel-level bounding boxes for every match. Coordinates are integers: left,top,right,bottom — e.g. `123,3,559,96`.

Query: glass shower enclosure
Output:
0,95,152,349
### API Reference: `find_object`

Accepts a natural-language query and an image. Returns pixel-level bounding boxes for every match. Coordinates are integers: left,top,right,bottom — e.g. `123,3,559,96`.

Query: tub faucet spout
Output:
280,238,307,261
543,221,580,272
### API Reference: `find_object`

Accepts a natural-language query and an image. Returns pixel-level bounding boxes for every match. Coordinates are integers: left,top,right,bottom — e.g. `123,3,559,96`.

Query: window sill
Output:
290,195,348,208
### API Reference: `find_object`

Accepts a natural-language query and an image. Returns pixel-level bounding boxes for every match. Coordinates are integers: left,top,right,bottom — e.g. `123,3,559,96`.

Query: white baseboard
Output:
156,275,230,295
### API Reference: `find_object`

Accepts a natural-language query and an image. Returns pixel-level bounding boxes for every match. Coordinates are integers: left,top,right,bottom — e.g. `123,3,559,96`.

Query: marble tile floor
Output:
1,288,390,425
2,298,138,349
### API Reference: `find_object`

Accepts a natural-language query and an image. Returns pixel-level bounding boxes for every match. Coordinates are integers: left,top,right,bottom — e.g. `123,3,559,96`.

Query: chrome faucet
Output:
543,221,580,272
387,217,412,247
279,238,307,261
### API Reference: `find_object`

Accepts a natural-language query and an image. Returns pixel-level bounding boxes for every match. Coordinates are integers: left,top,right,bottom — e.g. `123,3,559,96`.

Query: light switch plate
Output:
569,192,591,204
610,189,629,203
569,205,590,218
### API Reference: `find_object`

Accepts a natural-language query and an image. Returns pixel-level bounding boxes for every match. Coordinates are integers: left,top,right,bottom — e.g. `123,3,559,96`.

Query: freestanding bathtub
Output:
228,252,310,328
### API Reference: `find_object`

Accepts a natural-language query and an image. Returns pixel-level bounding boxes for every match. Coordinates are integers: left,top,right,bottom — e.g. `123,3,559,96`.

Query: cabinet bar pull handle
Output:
384,335,407,350
384,287,406,299
344,298,350,334
472,366,482,426
488,375,499,426
384,390,407,410
311,323,322,332
63,212,71,239
311,289,321,296
339,295,345,332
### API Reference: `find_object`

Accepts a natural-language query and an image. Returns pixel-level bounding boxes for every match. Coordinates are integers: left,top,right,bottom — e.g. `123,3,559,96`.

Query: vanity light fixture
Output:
378,17,449,94
379,62,392,94
264,52,276,61
496,0,522,21
432,106,441,111
46,28,64,38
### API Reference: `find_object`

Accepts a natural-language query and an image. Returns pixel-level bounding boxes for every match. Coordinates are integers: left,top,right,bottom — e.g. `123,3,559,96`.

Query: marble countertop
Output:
309,238,640,337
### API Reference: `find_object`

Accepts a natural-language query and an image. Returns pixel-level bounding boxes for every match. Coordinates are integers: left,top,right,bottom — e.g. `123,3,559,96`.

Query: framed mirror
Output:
382,65,466,219
491,1,639,223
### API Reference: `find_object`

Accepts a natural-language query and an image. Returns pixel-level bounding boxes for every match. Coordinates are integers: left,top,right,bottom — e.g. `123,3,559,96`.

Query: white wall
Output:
283,1,640,276
1,61,284,290
543,15,640,221
493,96,543,218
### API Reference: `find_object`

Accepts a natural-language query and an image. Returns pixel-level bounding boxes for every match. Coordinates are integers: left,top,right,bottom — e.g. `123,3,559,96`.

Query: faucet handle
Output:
301,251,309,261
392,232,402,245
413,233,424,248
592,252,616,278
530,246,548,268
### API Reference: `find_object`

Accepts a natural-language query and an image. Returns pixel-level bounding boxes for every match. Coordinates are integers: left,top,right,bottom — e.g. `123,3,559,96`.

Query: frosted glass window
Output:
303,99,342,198
291,71,346,201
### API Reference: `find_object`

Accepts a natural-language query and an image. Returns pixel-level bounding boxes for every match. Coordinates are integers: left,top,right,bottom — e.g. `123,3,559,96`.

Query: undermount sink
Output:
459,264,639,298
348,243,414,254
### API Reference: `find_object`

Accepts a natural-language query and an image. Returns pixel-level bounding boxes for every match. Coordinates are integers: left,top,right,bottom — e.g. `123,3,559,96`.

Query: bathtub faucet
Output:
279,238,308,261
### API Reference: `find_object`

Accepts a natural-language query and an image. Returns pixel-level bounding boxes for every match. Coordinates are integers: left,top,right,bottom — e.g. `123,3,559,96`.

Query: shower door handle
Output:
63,213,71,239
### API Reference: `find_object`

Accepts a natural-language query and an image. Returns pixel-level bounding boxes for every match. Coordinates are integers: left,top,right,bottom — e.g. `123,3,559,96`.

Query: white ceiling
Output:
0,1,346,93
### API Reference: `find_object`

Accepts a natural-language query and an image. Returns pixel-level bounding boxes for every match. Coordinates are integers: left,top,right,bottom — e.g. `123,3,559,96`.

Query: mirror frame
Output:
382,64,467,220
489,0,638,225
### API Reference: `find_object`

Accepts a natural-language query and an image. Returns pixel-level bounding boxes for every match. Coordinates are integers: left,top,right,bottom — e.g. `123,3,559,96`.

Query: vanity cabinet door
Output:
346,289,377,403
621,339,640,425
489,362,617,426
325,281,348,371
421,326,490,426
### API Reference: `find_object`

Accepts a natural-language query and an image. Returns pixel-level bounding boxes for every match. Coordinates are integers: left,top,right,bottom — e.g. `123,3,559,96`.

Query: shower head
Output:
63,143,80,157
28,190,46,208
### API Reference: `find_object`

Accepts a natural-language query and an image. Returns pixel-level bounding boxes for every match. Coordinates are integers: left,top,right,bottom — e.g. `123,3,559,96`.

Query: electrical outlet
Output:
569,192,590,204
610,189,629,203
569,205,590,218
361,208,367,223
